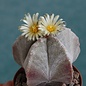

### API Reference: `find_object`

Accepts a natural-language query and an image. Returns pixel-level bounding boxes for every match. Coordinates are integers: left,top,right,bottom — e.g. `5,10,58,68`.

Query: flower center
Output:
30,24,38,33
47,25,56,32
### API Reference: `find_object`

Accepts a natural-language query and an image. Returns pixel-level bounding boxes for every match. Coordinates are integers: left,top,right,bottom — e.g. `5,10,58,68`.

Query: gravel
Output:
15,69,81,86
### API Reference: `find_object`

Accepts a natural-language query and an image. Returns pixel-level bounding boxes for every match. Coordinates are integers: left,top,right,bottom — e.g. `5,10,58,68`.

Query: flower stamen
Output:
30,24,38,33
47,25,56,32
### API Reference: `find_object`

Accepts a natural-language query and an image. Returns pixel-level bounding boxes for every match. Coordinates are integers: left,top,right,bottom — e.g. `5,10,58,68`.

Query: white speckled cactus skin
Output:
56,28,80,63
12,28,80,86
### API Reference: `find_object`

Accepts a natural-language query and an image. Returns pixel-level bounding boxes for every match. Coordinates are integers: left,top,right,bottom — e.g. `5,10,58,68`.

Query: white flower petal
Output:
50,14,54,24
39,14,65,36
46,14,50,24
22,20,28,24
19,26,27,30
53,15,59,25
27,13,32,22
39,16,47,26
19,13,43,40
36,34,39,40
21,32,27,36
56,19,64,26
32,13,39,24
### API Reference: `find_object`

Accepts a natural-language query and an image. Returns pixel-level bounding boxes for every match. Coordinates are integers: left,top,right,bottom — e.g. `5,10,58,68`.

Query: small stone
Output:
69,82,74,86
73,79,79,84
73,71,79,79
62,83,67,86
75,84,80,86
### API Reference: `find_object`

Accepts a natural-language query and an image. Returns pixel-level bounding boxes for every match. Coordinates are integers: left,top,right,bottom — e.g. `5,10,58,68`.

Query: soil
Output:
14,68,81,86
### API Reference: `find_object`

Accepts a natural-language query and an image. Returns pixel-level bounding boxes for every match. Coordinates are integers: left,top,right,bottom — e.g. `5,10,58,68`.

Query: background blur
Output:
0,0,86,85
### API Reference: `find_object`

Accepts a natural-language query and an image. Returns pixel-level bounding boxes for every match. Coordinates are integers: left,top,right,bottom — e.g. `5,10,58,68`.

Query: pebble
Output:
15,68,81,86
62,83,67,86
73,71,79,79
75,84,80,86
73,79,79,84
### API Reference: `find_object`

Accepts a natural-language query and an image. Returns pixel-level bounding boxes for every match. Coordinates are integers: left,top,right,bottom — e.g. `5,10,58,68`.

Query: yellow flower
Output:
39,14,65,36
19,13,43,40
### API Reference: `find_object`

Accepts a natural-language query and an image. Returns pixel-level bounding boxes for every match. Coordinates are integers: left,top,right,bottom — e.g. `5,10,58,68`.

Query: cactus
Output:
13,13,80,86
